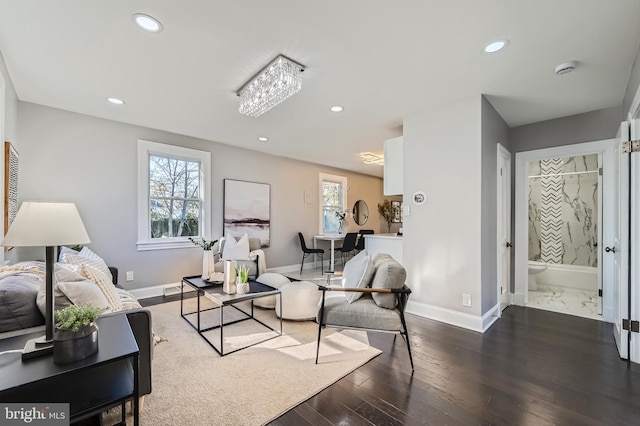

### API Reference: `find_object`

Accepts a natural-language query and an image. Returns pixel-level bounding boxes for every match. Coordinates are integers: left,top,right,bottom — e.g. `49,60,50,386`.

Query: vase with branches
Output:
377,199,394,233
335,210,348,234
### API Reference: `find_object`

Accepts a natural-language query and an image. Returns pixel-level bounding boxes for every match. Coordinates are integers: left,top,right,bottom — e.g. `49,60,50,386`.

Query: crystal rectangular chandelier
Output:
237,55,305,117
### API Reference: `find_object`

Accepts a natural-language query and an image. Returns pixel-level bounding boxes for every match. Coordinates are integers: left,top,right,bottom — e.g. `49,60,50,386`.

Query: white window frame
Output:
319,172,347,234
137,139,211,251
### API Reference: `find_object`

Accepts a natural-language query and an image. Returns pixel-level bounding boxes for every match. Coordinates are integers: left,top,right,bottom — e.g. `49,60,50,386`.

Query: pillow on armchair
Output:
221,234,250,260
214,235,262,279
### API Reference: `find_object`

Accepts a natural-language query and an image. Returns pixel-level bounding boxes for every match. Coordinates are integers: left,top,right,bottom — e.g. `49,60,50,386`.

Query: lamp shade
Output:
2,201,91,247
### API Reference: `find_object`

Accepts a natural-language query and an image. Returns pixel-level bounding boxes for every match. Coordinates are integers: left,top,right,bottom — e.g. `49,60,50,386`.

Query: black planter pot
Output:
53,323,99,365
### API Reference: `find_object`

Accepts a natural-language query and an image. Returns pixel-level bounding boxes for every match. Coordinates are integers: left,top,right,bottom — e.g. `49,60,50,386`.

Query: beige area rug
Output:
107,299,381,426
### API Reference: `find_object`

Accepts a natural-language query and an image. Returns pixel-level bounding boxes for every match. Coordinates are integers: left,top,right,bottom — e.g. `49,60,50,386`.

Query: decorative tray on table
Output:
205,272,225,284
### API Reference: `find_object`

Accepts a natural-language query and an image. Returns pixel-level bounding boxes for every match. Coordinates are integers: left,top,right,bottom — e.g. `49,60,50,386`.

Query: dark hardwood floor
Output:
141,295,640,425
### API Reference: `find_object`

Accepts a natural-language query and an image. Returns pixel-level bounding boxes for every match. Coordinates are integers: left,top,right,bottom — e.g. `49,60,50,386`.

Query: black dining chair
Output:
297,232,325,274
334,232,358,265
355,229,374,252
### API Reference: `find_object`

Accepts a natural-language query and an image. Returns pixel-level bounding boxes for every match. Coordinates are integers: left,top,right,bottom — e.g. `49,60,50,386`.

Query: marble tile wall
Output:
528,155,598,267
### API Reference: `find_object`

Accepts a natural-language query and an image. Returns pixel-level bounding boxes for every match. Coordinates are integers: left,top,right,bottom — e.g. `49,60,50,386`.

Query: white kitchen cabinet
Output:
384,136,403,195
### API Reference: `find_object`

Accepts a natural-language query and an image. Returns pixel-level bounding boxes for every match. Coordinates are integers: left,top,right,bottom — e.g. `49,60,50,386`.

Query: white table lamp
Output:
2,201,91,359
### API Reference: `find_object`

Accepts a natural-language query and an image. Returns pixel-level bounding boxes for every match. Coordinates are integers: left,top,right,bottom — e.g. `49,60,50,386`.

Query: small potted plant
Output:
53,304,105,364
236,265,251,294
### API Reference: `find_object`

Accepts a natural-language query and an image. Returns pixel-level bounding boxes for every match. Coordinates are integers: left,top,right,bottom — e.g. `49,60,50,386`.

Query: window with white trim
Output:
319,173,347,234
137,140,211,251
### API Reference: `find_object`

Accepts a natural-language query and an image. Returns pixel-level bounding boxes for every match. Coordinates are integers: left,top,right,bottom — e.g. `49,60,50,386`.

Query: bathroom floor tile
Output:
527,284,601,321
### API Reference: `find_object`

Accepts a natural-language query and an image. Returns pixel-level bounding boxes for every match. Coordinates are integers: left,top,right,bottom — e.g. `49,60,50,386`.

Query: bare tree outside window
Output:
322,180,343,233
149,155,201,238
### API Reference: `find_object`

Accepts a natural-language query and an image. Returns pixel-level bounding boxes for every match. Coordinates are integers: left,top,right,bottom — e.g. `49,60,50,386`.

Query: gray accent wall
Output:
481,96,509,313
13,102,384,290
622,43,640,120
509,106,621,153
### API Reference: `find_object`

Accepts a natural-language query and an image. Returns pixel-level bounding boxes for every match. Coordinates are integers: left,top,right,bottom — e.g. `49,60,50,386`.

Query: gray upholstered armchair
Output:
212,236,264,280
315,253,414,370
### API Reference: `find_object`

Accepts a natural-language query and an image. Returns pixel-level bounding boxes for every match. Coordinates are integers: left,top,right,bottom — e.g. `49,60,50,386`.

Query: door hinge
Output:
598,289,602,297
622,319,640,333
599,167,603,176
622,140,640,153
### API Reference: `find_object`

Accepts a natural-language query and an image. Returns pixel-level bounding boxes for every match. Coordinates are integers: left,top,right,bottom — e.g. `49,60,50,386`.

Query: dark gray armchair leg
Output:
315,290,327,364
397,294,414,370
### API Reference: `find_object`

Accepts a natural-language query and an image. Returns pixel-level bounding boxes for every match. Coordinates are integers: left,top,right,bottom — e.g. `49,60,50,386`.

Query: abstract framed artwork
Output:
223,179,270,247
4,141,18,250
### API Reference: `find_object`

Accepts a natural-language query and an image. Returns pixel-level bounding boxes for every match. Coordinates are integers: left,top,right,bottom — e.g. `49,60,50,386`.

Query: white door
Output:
630,118,640,363
612,122,630,359
497,144,512,313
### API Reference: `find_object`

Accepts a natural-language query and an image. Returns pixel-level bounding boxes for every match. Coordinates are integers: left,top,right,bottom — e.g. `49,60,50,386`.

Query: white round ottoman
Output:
276,280,322,321
254,273,291,309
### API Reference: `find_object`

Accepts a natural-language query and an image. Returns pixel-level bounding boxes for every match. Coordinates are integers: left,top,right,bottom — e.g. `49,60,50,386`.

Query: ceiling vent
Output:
555,61,577,75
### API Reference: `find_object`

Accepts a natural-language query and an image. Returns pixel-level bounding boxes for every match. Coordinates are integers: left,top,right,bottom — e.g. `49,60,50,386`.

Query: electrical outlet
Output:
462,293,471,307
126,271,134,282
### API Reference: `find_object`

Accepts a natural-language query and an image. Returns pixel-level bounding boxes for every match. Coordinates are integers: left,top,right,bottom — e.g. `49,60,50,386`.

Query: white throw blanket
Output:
250,249,266,276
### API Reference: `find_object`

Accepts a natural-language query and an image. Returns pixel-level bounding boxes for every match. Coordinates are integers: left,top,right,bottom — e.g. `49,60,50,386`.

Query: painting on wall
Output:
223,179,270,247
4,142,18,250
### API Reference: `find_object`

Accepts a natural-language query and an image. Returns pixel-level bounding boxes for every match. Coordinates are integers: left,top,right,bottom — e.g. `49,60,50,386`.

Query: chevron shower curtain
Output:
528,155,598,267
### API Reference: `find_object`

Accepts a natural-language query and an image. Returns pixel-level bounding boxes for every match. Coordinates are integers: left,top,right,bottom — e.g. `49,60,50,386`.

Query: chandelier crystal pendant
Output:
237,55,305,117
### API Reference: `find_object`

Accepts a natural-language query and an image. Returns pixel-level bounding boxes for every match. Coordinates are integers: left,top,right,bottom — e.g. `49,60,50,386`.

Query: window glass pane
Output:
322,181,342,207
149,155,200,199
323,207,340,233
322,180,344,233
150,199,200,238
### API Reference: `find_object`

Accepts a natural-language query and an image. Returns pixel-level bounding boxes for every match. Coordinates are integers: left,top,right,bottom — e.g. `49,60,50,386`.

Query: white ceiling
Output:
1,1,639,177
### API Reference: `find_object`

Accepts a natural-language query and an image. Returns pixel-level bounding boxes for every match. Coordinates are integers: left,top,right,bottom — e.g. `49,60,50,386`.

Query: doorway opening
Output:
514,139,617,322
526,154,600,320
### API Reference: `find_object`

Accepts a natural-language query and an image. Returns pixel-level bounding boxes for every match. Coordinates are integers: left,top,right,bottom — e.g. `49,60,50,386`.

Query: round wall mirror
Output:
352,200,369,225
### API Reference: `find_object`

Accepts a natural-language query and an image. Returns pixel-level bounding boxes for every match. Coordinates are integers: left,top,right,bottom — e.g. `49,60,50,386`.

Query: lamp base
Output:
21,336,53,361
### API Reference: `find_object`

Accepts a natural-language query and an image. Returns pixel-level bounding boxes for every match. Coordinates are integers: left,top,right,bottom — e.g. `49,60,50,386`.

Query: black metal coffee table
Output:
180,275,282,355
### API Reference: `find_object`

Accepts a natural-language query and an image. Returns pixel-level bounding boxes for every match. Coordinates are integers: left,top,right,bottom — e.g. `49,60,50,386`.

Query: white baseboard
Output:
406,300,499,333
482,303,500,332
512,292,526,306
128,282,194,300
128,260,331,300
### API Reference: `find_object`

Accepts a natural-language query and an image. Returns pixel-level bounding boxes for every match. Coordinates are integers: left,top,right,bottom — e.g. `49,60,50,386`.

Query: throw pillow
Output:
78,264,123,312
37,279,111,315
342,249,374,303
222,234,250,260
58,246,80,262
116,288,142,310
370,253,407,309
62,252,113,283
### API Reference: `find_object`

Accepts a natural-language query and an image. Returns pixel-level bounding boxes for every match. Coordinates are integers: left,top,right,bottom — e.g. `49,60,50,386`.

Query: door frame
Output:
496,143,512,314
513,138,616,321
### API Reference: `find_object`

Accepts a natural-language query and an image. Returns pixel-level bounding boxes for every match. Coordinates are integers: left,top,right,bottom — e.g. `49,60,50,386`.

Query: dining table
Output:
313,234,345,273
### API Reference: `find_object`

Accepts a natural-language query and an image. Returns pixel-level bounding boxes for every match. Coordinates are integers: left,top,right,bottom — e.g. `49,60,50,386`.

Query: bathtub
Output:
533,263,597,291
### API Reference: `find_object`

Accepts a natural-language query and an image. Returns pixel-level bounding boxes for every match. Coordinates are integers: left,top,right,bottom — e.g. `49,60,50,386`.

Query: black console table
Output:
0,314,140,425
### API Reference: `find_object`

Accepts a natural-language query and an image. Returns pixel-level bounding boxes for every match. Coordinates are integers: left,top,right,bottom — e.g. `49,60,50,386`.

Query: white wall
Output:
14,102,384,290
403,96,484,324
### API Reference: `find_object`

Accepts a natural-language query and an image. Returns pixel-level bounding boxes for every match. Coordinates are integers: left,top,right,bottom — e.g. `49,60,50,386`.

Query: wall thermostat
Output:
413,191,426,205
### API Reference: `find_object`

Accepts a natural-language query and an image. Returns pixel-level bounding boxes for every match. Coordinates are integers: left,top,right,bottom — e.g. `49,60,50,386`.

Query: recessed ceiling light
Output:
484,39,509,54
107,97,125,105
257,137,268,142
133,13,163,33
330,106,344,112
